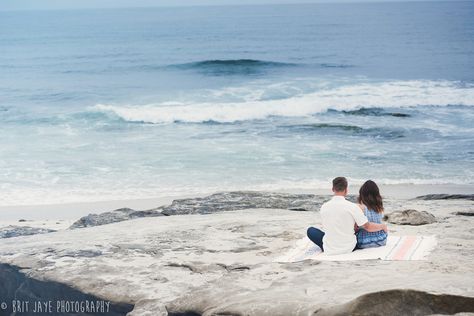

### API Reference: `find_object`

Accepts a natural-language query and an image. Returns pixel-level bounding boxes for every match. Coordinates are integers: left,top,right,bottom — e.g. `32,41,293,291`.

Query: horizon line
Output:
0,0,470,13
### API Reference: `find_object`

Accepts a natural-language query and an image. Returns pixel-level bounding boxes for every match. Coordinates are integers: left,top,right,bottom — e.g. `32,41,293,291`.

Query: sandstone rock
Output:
0,225,56,239
0,204,473,316
384,209,436,225
315,289,474,316
69,208,163,229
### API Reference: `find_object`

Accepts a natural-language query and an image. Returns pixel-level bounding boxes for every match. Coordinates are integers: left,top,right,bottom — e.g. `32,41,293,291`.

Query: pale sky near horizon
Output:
0,0,460,12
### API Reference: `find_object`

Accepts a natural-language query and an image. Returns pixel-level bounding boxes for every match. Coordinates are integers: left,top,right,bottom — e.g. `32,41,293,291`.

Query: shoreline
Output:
0,183,472,221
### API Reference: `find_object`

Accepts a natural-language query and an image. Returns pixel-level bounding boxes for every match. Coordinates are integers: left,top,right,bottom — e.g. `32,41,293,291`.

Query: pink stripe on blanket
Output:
392,236,417,260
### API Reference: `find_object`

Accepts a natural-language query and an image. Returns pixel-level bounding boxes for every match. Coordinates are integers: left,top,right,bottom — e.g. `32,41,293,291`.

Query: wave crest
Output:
94,80,474,124
172,59,294,68
168,59,295,75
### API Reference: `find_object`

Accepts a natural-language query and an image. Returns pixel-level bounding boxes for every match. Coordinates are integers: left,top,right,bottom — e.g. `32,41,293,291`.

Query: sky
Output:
0,0,461,11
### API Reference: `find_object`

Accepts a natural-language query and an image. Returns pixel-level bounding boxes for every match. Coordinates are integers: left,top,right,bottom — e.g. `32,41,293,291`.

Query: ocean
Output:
1,1,473,206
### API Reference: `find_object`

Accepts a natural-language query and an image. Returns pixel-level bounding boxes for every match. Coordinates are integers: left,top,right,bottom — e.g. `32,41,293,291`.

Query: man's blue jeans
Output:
307,227,325,251
307,227,361,252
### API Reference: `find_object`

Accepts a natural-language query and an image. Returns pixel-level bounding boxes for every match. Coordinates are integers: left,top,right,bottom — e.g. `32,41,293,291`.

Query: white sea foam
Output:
94,80,474,123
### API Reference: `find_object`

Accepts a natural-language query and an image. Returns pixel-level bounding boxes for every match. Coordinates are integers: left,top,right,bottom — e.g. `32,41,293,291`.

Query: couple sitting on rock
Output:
307,177,388,255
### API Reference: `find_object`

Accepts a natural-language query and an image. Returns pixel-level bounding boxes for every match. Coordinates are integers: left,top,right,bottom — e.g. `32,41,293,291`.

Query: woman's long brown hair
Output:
357,180,384,213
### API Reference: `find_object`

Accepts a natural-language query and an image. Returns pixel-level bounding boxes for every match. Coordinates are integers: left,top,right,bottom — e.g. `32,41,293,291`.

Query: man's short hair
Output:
332,177,348,192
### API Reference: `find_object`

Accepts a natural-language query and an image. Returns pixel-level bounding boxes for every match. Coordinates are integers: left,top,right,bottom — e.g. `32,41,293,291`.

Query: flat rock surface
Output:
0,196,473,315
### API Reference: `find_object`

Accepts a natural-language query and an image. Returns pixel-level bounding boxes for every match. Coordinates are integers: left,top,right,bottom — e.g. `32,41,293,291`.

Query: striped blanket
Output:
274,235,437,262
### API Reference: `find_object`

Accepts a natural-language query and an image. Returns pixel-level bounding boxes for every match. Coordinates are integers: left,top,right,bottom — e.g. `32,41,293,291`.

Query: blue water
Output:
1,2,474,206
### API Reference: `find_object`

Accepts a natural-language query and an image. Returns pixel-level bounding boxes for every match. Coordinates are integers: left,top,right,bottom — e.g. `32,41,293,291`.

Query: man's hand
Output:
354,223,360,232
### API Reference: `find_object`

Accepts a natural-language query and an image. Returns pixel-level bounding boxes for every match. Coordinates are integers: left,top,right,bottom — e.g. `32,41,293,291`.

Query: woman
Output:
355,180,387,248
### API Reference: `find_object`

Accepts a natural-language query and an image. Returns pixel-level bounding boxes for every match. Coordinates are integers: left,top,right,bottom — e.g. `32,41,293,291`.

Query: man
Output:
307,177,387,255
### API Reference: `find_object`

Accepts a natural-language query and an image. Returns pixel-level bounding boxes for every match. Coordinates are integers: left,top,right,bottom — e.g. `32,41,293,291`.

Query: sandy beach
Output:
0,189,473,315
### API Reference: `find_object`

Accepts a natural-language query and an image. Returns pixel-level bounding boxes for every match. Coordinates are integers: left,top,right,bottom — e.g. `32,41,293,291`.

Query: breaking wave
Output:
94,80,474,124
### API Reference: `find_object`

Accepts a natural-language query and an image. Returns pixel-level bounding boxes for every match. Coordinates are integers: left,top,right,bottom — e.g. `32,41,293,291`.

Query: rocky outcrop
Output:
160,191,325,215
69,192,326,229
64,191,474,230
384,209,436,225
69,208,163,229
416,194,474,201
0,225,56,239
0,201,473,316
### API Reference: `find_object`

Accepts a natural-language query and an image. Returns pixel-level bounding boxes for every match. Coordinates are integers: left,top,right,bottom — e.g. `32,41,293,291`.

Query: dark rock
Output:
69,208,163,229
160,191,325,216
0,226,56,239
384,209,436,225
416,194,474,201
18,219,28,222
0,263,134,315
453,211,474,216
315,289,474,316
129,209,163,219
